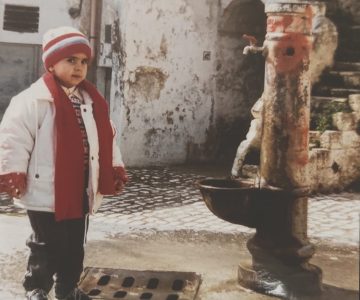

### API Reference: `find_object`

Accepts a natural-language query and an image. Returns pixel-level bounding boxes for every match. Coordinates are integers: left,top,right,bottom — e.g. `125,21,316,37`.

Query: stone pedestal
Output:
238,190,322,298
238,259,322,298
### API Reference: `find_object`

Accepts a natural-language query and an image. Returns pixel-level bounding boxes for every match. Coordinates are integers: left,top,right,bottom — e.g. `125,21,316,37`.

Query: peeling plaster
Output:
183,0,219,31
160,35,168,58
128,66,168,102
110,13,128,149
111,0,259,165
110,0,220,165
163,111,174,125
145,34,168,60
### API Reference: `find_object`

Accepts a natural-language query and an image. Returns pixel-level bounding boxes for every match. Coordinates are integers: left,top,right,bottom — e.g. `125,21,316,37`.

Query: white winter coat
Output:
0,77,124,214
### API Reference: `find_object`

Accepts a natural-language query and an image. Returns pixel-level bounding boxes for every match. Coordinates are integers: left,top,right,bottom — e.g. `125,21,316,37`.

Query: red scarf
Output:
43,72,115,221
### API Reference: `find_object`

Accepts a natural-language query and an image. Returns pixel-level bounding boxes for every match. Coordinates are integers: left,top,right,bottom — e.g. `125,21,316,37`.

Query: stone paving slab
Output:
1,167,359,246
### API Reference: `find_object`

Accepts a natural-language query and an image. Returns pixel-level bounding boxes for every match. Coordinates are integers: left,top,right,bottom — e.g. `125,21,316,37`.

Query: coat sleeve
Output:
0,93,35,175
110,120,124,167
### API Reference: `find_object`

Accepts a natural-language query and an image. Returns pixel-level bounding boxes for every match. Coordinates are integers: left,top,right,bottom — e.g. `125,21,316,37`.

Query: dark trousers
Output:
23,210,88,297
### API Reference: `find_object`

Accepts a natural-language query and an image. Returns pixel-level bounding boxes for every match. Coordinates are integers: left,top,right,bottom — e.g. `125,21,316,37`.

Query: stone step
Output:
338,37,360,49
312,86,360,98
339,25,360,50
309,147,331,167
336,49,360,62
309,130,321,148
344,25,360,38
338,35,360,49
336,25,360,55
311,96,348,106
310,131,355,151
320,130,360,149
338,41,360,51
339,25,360,41
320,71,360,88
334,62,360,72
310,96,351,132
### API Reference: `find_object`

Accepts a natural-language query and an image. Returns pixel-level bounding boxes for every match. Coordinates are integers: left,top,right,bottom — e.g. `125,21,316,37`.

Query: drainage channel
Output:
79,267,202,300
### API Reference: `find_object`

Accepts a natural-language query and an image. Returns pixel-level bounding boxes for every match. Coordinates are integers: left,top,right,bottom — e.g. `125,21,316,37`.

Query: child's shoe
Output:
26,289,48,300
56,287,90,300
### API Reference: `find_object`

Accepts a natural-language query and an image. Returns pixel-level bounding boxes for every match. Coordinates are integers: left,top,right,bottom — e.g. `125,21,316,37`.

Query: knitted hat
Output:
42,26,92,70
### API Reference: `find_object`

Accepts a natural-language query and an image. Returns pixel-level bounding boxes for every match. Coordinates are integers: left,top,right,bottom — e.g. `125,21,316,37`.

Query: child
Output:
0,26,128,300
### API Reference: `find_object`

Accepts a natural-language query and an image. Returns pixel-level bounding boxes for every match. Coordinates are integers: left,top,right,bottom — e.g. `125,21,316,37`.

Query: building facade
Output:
0,0,359,178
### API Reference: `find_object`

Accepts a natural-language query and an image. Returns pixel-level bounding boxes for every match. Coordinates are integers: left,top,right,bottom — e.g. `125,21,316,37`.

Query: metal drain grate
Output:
79,267,202,300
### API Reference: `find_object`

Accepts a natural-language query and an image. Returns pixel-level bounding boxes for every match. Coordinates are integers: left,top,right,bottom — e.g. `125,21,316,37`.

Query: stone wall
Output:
327,0,360,24
309,94,360,192
310,1,338,84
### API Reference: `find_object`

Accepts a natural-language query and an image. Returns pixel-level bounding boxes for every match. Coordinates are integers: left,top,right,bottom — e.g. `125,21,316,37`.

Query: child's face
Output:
50,53,89,88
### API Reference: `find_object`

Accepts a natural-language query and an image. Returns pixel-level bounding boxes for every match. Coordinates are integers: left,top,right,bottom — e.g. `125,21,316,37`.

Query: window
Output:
3,4,39,33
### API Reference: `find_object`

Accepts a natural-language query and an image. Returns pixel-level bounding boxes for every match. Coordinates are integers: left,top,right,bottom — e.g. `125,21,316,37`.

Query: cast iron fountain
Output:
198,1,323,298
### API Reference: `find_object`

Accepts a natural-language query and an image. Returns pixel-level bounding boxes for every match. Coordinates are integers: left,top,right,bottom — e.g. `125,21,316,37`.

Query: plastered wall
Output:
110,0,266,166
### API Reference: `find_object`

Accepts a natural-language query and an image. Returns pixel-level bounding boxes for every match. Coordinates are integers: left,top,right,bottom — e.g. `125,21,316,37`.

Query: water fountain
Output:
199,1,323,298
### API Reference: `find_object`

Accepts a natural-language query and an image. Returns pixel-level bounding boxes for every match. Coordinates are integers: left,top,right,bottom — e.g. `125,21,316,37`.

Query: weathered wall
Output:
333,0,360,24
111,0,218,166
0,0,80,120
0,0,84,44
0,44,42,120
310,2,338,84
0,0,93,119
110,0,266,166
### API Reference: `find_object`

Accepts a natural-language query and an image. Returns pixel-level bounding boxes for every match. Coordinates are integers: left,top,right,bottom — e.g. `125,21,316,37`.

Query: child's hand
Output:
0,172,27,198
113,166,128,195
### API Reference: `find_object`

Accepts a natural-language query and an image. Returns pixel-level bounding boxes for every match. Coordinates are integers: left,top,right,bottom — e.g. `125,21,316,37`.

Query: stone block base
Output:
238,261,323,299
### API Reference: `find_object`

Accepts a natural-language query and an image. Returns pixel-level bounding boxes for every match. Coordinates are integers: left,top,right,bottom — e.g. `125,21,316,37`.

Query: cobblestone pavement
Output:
1,166,359,246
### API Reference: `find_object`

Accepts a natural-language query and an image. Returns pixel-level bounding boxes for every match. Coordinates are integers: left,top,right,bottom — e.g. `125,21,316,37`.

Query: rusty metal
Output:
252,0,315,262
198,178,289,228
261,2,312,191
79,267,201,300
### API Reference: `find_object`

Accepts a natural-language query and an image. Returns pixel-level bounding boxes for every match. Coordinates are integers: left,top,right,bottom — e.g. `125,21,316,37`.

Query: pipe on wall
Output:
89,0,98,55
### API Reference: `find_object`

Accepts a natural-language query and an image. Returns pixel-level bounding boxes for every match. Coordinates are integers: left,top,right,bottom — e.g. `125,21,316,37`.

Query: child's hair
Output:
42,26,92,70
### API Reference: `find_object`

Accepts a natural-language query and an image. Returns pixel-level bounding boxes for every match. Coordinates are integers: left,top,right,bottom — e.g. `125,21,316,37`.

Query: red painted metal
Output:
260,3,313,191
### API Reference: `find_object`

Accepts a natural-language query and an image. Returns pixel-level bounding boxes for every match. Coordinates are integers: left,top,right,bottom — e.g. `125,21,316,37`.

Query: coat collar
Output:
32,76,93,104
32,76,54,102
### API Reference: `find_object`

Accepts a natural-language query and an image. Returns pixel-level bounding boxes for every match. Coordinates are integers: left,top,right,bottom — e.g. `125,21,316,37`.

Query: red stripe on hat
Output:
43,32,86,51
44,43,92,70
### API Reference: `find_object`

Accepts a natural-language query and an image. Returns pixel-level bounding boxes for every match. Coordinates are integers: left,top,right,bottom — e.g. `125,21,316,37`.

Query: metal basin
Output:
198,178,287,228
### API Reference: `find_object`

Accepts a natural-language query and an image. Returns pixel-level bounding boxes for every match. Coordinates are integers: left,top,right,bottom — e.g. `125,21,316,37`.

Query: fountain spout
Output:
242,34,265,55
243,45,265,55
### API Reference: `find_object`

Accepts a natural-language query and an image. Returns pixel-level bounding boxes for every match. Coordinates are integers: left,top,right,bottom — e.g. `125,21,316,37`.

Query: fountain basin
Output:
198,178,287,228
